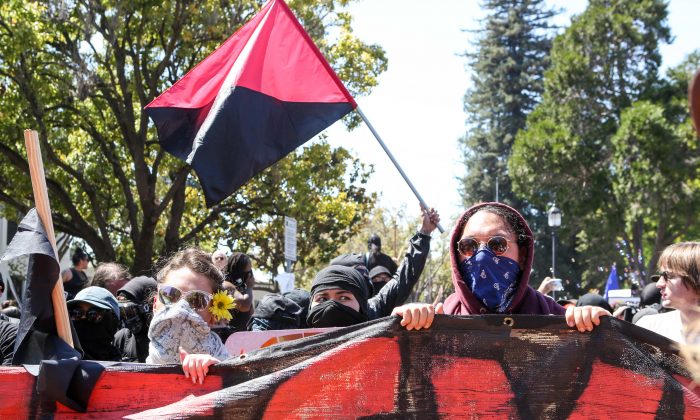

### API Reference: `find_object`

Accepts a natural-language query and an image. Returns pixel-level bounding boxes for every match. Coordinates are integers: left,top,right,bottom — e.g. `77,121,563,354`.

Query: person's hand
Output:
179,347,220,384
612,305,629,320
537,277,557,294
420,207,440,235
391,302,444,331
565,305,611,332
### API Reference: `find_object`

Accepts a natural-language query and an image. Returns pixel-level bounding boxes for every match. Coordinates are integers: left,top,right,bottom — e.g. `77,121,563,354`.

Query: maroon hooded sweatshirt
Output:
443,202,565,315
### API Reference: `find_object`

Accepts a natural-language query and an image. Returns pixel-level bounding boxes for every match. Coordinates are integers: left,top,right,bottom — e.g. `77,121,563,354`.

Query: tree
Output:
332,206,454,303
459,0,559,284
459,0,555,207
508,0,700,290
0,0,387,274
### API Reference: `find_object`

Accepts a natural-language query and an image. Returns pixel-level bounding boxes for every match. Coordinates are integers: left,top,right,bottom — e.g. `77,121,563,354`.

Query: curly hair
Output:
462,204,531,248
156,248,224,293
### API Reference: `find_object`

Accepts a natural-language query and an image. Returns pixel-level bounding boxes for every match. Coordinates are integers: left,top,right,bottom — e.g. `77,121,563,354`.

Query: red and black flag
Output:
145,0,356,206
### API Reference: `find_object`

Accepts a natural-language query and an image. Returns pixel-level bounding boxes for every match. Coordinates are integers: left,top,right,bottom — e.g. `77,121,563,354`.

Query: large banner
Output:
2,315,699,418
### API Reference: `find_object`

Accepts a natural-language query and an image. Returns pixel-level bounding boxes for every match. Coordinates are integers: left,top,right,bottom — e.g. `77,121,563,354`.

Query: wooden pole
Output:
24,129,74,348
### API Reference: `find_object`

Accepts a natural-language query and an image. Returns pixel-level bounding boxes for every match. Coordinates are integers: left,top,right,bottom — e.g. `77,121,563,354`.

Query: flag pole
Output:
356,107,446,233
24,129,74,348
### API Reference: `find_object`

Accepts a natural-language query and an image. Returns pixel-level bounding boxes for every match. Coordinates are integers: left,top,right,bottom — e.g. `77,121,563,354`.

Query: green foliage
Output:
459,0,556,207
509,0,700,291
459,0,563,285
0,0,386,273
332,206,454,303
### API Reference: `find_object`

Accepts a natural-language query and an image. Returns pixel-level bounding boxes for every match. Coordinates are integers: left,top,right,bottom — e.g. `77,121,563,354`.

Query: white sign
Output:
276,272,295,294
284,216,297,261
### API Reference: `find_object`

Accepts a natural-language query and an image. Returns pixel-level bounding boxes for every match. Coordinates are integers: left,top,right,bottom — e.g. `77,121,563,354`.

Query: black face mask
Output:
74,315,121,361
306,300,368,328
372,281,387,295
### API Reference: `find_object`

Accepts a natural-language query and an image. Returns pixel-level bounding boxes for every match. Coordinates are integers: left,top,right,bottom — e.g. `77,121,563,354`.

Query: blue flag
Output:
603,265,619,300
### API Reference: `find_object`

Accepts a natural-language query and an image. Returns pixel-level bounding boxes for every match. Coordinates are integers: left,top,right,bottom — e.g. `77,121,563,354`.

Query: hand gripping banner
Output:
2,315,698,418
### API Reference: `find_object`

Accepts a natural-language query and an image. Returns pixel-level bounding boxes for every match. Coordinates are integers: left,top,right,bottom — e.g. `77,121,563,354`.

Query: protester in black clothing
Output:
223,253,255,331
62,248,90,299
114,276,157,362
308,208,440,327
0,317,17,366
68,286,121,361
369,266,392,296
366,234,398,276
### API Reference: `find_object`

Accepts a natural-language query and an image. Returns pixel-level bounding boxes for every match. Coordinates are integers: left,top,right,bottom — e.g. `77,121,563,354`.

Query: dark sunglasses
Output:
457,235,513,257
70,307,107,323
158,285,213,311
651,271,683,282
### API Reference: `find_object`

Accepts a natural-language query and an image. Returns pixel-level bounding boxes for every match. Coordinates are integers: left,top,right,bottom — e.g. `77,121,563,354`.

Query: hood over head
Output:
310,265,369,316
444,202,564,315
118,276,158,304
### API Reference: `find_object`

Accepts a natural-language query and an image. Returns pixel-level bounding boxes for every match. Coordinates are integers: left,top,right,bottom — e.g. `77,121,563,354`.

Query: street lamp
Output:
548,203,562,299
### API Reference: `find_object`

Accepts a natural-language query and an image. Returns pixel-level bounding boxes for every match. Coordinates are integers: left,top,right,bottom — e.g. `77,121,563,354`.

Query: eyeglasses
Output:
69,307,107,323
157,285,213,311
652,271,684,282
456,235,513,257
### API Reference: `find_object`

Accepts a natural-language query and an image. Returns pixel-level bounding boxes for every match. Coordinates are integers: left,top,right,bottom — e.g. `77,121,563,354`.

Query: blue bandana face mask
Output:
458,247,521,313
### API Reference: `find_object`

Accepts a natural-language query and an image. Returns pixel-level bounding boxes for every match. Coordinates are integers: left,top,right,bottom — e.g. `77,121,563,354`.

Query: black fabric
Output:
640,282,662,306
64,268,88,300
366,252,399,276
114,327,150,363
367,232,431,319
306,299,368,328
310,265,369,316
117,276,157,303
328,253,373,295
148,87,355,206
0,318,17,365
284,288,310,326
73,313,121,362
330,253,365,268
576,293,613,313
252,294,303,325
0,208,105,412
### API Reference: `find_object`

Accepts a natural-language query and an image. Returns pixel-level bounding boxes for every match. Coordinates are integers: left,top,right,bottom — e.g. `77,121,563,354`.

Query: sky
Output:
320,0,700,229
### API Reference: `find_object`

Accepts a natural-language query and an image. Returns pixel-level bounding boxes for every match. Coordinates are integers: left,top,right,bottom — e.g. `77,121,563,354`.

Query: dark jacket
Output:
366,252,399,276
367,232,431,319
443,202,564,316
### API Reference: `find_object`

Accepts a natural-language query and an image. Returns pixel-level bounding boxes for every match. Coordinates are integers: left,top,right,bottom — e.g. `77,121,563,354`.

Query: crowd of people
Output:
1,202,698,383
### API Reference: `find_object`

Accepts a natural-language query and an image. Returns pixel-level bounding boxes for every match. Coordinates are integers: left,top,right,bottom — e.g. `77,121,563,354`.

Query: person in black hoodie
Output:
68,286,121,361
308,208,438,328
113,276,158,362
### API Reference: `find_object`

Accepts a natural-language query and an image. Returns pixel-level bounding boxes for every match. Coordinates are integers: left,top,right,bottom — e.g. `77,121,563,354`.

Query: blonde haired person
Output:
635,242,700,344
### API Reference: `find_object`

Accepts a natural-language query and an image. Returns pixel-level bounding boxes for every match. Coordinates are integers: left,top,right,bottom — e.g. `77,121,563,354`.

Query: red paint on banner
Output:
0,367,34,418
263,337,400,418
54,370,222,417
431,356,516,417
570,361,662,419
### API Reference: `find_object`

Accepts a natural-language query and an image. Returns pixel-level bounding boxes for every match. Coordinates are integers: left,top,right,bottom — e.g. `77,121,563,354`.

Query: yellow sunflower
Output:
209,290,236,322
